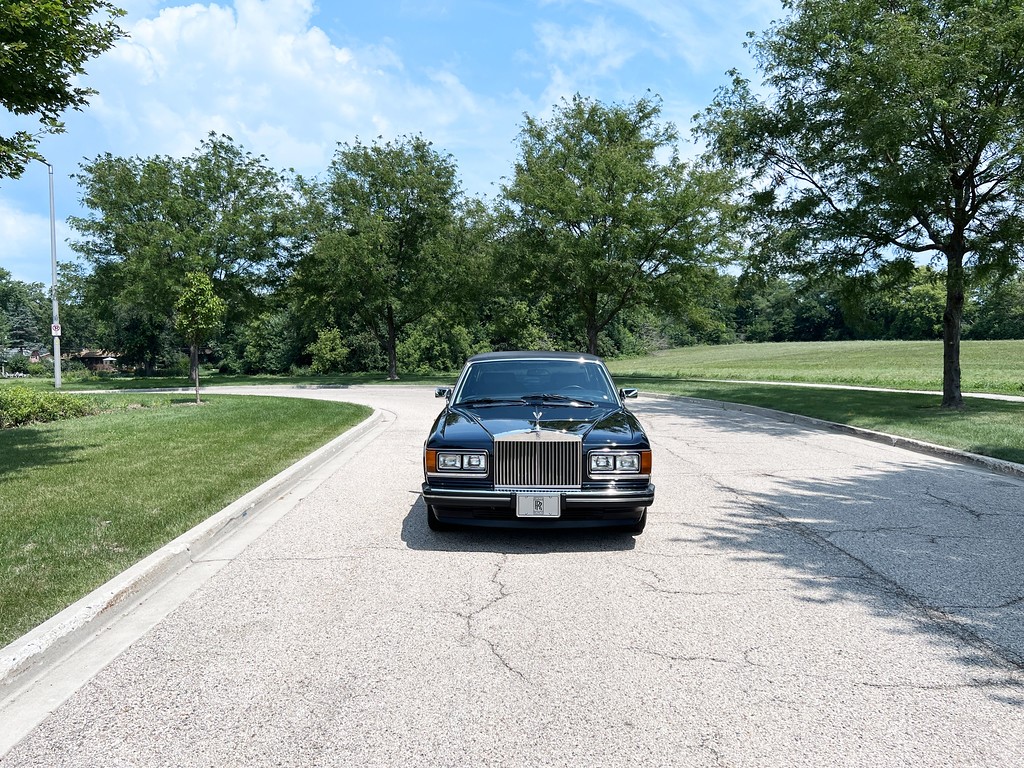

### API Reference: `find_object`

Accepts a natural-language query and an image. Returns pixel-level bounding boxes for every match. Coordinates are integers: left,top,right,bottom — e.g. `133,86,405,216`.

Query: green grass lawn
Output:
608,339,1024,395
1,370,452,392
622,379,1024,466
0,394,370,647
608,341,1023,467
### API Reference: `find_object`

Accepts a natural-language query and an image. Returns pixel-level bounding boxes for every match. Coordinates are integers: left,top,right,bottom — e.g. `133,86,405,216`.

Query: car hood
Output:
439,403,646,444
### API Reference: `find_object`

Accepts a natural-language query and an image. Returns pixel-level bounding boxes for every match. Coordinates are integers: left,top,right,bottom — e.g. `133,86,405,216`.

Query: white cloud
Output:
535,17,639,75
0,197,74,286
599,0,782,72
75,0,524,190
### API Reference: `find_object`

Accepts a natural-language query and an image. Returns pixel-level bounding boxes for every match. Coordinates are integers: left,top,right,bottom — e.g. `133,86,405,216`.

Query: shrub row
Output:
0,387,95,429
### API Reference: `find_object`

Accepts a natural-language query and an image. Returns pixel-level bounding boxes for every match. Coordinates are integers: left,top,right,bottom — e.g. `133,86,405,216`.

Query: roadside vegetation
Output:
622,380,1024,467
607,340,1024,395
0,394,370,647
0,386,95,428
0,369,452,391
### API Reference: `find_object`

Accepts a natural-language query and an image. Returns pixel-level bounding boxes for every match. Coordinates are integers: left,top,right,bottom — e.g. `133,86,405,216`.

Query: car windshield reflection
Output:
453,359,617,406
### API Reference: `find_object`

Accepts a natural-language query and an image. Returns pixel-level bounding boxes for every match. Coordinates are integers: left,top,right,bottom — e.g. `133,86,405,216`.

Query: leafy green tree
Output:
5,303,41,354
967,272,1024,339
294,135,462,379
174,271,226,403
71,154,185,372
54,261,103,354
70,134,294,372
698,0,1024,407
502,94,741,354
307,327,348,374
0,0,124,178
0,312,9,374
234,310,300,374
175,134,296,320
0,268,47,360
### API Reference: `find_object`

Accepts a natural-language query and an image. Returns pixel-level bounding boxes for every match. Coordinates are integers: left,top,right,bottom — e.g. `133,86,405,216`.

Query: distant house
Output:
71,349,119,372
1,347,48,376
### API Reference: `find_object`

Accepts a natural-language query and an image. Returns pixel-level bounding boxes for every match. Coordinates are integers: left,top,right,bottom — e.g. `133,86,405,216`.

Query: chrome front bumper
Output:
421,483,655,511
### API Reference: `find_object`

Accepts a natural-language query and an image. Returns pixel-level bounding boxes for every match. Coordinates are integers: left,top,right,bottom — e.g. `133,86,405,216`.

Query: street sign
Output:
51,323,61,337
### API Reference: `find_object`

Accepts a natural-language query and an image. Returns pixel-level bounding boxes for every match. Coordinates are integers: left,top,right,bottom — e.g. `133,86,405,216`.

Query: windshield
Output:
453,359,618,406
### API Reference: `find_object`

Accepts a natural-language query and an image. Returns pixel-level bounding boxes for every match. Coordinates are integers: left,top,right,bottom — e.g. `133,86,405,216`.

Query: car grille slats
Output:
494,433,582,490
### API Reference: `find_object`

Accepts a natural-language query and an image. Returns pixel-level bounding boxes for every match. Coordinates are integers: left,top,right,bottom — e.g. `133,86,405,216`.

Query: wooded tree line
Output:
4,0,1023,407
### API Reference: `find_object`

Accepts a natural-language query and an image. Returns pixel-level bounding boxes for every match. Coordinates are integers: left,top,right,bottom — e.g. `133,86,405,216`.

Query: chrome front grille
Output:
494,432,582,490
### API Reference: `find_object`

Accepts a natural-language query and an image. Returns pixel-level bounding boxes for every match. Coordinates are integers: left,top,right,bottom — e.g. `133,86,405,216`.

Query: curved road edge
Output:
0,408,386,701
644,391,1024,480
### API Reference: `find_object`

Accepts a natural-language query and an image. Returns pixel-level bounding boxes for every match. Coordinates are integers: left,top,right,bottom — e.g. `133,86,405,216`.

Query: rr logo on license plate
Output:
516,494,560,518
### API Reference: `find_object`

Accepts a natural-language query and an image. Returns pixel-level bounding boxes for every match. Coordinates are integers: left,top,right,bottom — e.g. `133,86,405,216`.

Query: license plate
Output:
516,494,561,518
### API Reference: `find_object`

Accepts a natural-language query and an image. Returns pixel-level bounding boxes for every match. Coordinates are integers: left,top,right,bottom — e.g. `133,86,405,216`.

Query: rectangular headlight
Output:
589,451,643,474
437,453,463,470
616,453,640,472
433,452,487,473
464,453,487,471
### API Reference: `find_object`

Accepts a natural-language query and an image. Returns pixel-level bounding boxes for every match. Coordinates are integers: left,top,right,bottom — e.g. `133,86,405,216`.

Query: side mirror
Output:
619,387,639,399
435,386,453,400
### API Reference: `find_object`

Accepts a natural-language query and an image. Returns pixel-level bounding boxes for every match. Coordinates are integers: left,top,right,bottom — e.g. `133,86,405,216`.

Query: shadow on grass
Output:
636,396,1024,706
0,427,89,482
399,496,638,554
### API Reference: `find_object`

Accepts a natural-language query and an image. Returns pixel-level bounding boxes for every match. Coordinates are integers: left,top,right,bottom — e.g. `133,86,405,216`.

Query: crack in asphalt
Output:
859,678,1024,692
637,632,1024,691
738,498,1024,672
456,554,527,683
639,582,790,598
820,525,922,536
632,646,735,667
696,733,730,768
925,489,985,520
944,596,1024,611
704,475,1024,673
739,646,1024,691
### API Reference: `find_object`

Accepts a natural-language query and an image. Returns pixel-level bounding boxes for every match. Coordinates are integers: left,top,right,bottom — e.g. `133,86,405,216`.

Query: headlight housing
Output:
588,450,651,475
426,450,488,473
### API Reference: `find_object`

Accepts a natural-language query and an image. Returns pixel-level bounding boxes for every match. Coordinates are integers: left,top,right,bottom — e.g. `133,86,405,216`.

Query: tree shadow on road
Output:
635,396,1024,708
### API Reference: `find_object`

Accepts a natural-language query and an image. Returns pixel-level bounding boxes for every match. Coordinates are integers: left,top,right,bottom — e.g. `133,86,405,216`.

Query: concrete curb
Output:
642,391,1024,481
0,409,384,694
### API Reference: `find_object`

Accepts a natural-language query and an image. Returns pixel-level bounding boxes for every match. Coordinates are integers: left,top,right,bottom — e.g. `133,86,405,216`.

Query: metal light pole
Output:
42,160,61,389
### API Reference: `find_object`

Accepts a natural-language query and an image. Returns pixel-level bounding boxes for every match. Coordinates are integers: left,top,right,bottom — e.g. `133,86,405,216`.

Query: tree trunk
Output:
386,304,399,380
193,344,201,404
941,248,966,409
586,324,599,355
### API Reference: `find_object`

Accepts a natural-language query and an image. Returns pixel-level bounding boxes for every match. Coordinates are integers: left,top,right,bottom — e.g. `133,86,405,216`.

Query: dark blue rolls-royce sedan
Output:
422,351,654,533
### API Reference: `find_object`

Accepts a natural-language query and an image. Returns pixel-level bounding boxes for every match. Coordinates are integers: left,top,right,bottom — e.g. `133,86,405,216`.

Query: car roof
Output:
465,351,605,364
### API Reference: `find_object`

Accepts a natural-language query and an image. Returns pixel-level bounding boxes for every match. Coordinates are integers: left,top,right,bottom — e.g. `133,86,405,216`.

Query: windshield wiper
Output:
523,393,596,407
458,397,529,407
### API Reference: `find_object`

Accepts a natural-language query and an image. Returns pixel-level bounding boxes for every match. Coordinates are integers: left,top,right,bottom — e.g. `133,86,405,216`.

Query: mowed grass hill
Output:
607,340,1024,468
607,339,1024,396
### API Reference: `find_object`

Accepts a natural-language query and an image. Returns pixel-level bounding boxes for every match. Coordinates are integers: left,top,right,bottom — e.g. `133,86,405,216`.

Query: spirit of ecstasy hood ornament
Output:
532,410,543,431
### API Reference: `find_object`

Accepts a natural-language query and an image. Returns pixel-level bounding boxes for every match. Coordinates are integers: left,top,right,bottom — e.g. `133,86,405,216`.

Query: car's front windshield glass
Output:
454,359,617,406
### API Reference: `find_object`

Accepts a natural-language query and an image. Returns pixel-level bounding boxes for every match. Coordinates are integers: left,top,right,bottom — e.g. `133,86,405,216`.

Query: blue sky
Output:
1,0,783,286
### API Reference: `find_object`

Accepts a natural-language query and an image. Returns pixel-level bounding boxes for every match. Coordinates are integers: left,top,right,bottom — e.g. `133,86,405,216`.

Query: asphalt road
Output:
3,385,1023,767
